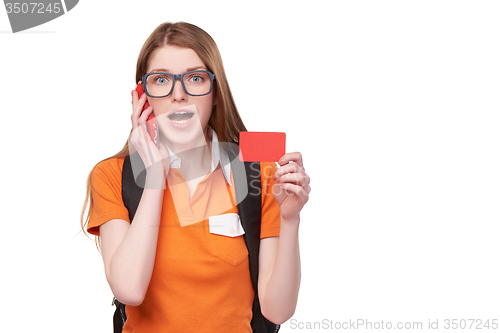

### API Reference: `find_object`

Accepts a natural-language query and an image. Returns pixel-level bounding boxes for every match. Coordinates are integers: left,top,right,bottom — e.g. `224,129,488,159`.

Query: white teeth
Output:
171,119,189,124
169,110,192,125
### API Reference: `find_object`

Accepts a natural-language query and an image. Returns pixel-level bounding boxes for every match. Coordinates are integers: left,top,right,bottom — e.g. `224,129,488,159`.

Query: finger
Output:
131,99,150,129
131,91,148,116
133,121,152,145
135,122,156,162
133,122,149,146
158,141,170,158
273,162,305,180
158,142,171,174
276,173,310,187
146,139,156,164
278,152,304,169
278,173,312,196
275,183,309,203
138,105,154,124
131,90,136,104
130,91,138,126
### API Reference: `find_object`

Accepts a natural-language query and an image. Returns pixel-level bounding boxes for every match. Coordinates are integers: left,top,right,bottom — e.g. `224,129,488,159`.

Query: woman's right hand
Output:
130,87,170,187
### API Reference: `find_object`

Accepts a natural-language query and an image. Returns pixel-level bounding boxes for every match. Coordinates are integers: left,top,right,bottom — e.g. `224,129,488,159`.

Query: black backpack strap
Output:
122,154,145,222
112,297,127,333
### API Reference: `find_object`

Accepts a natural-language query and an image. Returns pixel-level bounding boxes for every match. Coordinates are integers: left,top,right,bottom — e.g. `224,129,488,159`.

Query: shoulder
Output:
91,156,127,189
87,156,130,236
94,156,126,173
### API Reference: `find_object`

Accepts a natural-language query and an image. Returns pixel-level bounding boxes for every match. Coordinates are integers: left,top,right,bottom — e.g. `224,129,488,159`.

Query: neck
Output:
161,129,212,181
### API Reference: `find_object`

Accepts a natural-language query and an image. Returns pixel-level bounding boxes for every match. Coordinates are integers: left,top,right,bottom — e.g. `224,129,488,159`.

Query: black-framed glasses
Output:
142,70,215,98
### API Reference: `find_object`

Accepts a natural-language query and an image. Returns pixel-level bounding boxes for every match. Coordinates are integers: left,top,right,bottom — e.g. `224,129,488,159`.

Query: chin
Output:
158,122,208,150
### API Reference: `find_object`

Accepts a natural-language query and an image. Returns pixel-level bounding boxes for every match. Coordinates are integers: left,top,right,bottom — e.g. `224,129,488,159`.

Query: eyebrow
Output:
148,66,207,73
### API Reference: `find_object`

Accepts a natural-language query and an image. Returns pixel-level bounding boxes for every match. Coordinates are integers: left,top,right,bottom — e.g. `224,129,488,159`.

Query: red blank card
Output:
239,132,286,162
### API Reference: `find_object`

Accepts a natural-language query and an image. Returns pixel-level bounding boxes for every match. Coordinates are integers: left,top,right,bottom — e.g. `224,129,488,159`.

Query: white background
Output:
1,1,499,332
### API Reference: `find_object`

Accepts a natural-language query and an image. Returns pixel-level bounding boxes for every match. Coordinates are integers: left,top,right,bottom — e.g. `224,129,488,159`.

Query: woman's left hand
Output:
273,152,311,222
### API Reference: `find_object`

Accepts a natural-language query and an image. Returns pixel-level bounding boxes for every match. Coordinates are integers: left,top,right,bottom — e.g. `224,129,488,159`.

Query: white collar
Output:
165,129,232,186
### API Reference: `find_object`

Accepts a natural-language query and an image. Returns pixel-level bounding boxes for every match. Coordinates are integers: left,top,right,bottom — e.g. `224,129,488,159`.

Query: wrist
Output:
280,214,300,229
145,167,166,189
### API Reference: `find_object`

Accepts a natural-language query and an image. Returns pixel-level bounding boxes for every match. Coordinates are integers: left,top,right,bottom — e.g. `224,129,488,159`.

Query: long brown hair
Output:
80,22,247,248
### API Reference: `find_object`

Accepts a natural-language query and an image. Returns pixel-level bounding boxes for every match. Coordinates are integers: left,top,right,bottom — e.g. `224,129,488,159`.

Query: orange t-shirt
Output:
88,152,281,332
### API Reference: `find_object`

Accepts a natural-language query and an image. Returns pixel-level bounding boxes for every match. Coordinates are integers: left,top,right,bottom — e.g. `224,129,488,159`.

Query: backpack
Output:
113,150,280,333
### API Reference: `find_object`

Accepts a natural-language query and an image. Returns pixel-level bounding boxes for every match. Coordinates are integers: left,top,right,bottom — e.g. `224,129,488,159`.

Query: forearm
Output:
108,174,165,304
261,216,301,324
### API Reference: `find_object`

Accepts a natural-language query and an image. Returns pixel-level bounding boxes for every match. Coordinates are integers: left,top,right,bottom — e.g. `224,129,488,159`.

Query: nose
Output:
170,77,187,102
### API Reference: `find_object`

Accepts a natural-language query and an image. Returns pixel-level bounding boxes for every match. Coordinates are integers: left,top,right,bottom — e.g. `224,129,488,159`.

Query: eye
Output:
152,74,171,85
190,75,203,83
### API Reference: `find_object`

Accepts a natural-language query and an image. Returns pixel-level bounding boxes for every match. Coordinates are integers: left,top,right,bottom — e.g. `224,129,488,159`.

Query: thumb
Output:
158,142,171,165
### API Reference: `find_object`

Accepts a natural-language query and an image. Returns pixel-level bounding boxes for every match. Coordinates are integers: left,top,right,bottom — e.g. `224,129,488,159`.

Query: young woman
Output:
81,22,311,332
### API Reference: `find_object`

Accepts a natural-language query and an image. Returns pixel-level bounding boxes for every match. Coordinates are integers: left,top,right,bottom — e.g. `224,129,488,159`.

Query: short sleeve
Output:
260,162,281,239
87,157,130,236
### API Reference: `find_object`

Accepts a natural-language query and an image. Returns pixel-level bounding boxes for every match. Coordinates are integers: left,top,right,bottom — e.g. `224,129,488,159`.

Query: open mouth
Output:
168,111,195,124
